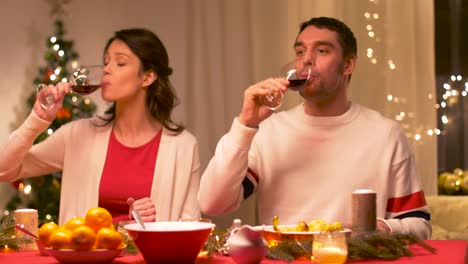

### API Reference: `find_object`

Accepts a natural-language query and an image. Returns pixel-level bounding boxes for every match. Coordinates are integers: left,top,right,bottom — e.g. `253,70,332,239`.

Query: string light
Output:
364,0,437,144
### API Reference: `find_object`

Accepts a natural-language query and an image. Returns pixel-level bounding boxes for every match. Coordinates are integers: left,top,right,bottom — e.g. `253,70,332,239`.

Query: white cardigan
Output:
0,112,201,225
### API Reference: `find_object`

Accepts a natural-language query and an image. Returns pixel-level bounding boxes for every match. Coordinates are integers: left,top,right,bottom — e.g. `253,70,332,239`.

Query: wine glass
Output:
36,65,104,110
258,59,311,110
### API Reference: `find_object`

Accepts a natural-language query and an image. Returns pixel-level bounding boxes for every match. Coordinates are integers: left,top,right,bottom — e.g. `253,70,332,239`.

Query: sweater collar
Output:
293,102,360,127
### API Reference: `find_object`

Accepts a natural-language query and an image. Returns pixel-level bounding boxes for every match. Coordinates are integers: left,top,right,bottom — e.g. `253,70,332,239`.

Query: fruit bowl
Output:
124,221,215,263
43,246,125,263
255,225,352,247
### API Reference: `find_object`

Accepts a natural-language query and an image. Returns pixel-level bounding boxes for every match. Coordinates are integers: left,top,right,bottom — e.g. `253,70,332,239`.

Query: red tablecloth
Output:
1,240,466,264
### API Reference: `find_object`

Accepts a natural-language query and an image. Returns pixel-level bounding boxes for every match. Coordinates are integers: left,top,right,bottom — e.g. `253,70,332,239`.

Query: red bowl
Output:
124,221,215,263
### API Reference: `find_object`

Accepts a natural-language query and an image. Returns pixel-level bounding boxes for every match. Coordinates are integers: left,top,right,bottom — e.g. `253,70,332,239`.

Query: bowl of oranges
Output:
38,207,125,263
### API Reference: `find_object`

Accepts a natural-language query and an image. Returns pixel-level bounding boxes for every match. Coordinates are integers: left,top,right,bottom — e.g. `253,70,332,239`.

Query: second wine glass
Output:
36,65,104,110
259,59,311,110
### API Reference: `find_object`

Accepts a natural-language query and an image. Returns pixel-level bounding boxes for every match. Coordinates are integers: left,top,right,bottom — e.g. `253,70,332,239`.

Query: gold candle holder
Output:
14,209,38,250
351,189,376,233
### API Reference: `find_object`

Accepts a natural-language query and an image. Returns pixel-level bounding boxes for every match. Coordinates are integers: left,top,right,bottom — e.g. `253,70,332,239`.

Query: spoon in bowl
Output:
15,224,49,255
131,210,146,230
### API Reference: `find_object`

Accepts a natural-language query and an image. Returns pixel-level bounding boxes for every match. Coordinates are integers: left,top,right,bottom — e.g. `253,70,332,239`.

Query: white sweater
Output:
0,112,201,225
199,103,431,239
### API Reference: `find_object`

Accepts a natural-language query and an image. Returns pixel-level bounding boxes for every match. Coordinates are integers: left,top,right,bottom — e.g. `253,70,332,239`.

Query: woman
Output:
0,28,201,225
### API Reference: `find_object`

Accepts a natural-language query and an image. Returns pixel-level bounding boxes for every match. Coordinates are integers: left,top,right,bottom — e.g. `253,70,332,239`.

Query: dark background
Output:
435,0,468,173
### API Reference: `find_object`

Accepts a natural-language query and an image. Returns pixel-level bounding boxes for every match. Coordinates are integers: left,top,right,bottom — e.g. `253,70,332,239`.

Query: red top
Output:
98,129,162,222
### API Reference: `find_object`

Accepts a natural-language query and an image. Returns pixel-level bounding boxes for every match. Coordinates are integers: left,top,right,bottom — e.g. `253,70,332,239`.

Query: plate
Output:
254,225,351,246
44,246,125,263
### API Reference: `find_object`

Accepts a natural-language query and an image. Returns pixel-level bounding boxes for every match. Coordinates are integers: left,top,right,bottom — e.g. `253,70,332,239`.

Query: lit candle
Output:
1,245,13,253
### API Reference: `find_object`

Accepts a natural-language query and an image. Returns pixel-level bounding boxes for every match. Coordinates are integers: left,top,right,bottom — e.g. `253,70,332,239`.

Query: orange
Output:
38,222,58,247
85,207,113,233
95,227,123,250
70,225,96,251
64,217,86,231
49,229,72,250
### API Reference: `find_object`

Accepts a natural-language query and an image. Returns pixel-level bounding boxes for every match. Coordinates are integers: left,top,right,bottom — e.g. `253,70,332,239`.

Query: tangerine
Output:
95,227,123,250
71,225,96,251
64,217,86,231
85,207,112,233
38,222,58,247
49,229,72,250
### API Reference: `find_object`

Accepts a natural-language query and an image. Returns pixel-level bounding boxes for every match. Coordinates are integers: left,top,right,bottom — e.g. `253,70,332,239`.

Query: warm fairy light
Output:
50,74,57,81
58,50,65,57
54,67,61,75
46,214,52,220
83,98,91,105
462,91,467,96
47,128,54,135
435,129,441,135
365,2,437,144
72,60,79,69
72,96,78,103
457,75,462,81
441,102,447,108
50,36,57,43
451,75,456,81
61,77,67,83
4,210,9,216
53,44,60,51
441,115,448,124
24,184,32,195
443,83,450,90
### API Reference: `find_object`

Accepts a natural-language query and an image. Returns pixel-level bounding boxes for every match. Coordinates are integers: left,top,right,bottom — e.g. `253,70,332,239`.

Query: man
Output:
199,17,431,239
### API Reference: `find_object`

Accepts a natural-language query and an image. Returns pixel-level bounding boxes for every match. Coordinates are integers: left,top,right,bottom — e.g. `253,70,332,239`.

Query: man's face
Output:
293,25,354,103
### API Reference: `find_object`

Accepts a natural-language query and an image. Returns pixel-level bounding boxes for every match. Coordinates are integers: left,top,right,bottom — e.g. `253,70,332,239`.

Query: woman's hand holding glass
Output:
33,82,71,122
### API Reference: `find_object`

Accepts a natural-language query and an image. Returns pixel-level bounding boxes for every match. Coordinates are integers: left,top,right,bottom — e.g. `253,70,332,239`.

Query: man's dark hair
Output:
299,17,357,59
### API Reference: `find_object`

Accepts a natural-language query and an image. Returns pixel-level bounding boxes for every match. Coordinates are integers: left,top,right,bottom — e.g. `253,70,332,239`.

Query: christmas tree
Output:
5,19,96,224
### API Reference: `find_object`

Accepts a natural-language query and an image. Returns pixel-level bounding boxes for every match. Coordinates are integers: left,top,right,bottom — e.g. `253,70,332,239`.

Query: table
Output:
1,240,466,263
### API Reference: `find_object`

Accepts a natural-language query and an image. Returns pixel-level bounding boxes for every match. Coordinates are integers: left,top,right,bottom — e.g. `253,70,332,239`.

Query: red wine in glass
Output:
288,79,309,91
36,65,103,110
71,84,101,95
258,60,311,110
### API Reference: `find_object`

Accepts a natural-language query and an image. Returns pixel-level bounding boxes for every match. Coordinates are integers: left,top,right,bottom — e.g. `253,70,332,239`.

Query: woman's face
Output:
101,39,149,102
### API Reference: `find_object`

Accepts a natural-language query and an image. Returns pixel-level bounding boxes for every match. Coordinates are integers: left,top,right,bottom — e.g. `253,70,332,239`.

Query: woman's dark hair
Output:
97,28,184,134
